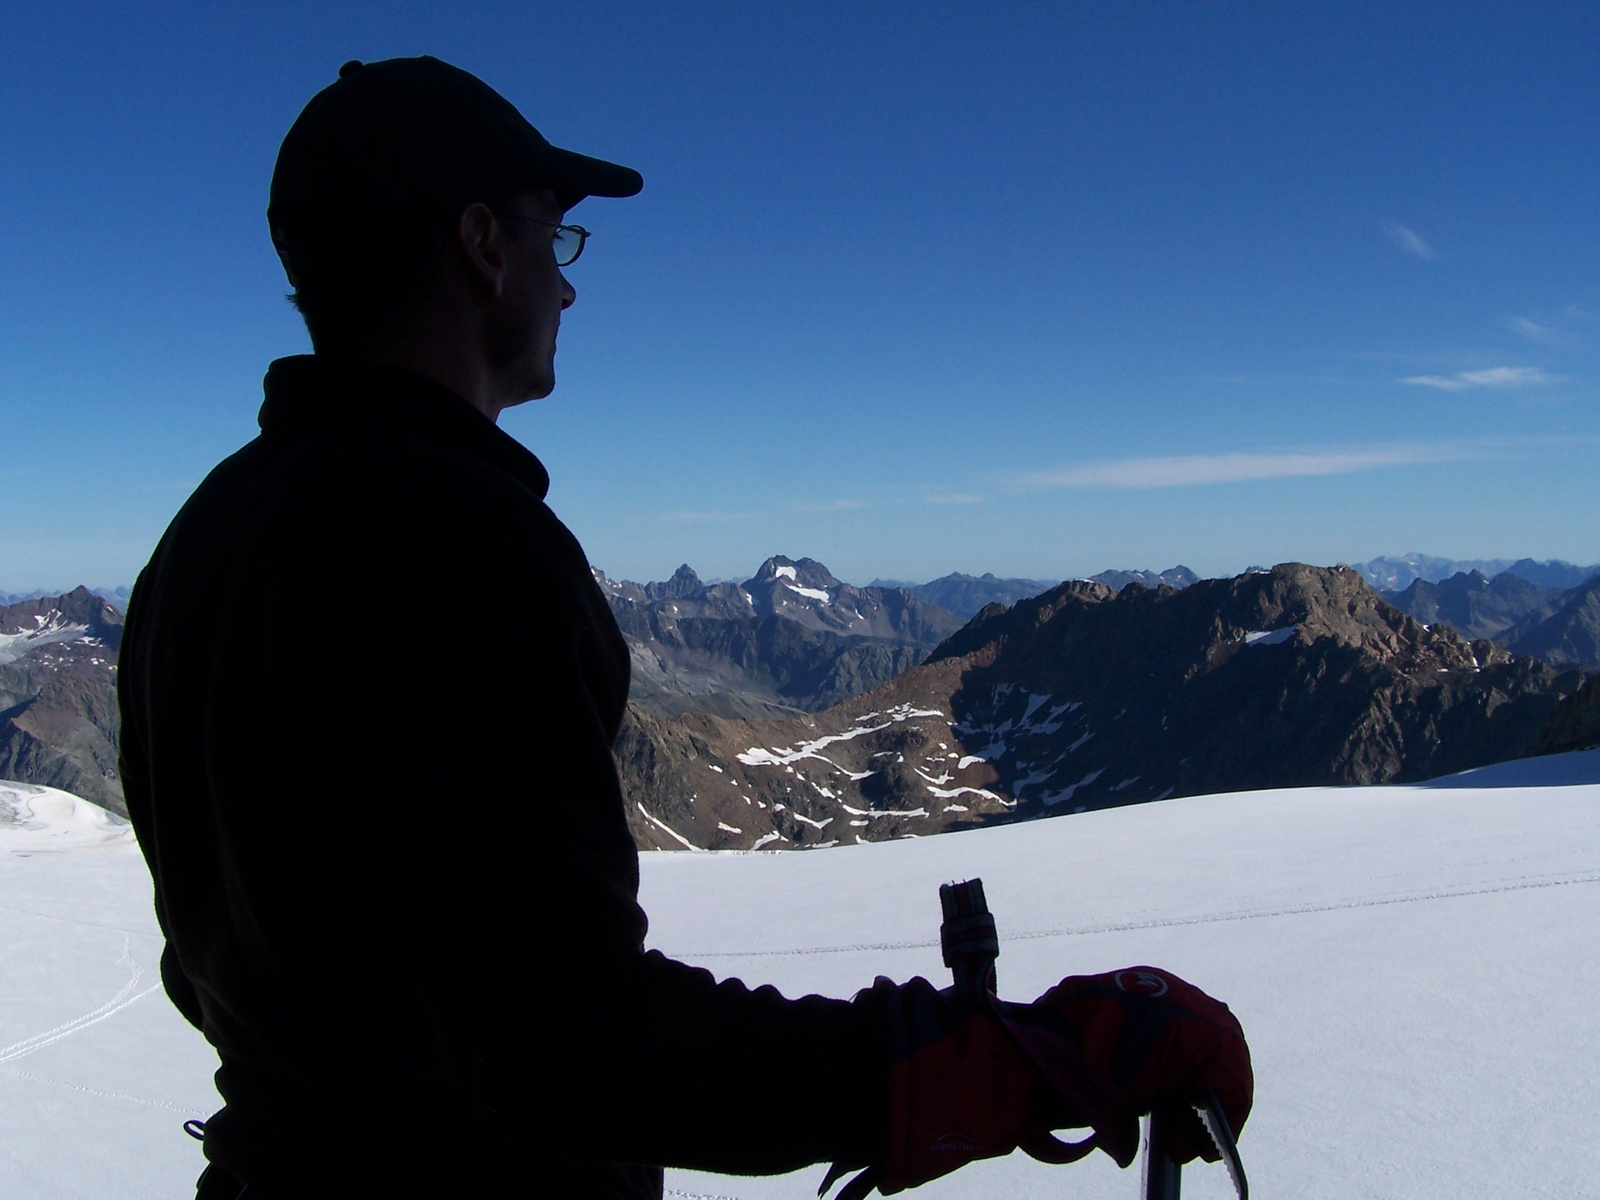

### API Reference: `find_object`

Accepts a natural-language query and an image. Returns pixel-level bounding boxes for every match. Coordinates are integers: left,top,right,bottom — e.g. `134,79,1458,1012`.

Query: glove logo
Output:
930,1132,980,1155
1115,969,1169,998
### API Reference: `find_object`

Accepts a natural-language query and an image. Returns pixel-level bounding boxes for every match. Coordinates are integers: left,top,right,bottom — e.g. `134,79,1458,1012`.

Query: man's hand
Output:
828,966,1252,1197
998,966,1253,1168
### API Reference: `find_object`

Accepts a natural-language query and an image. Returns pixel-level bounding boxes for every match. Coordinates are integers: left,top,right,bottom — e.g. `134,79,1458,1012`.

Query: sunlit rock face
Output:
0,588,125,816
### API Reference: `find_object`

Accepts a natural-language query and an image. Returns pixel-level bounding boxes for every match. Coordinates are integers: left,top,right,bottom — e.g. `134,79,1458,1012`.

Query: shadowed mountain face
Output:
1504,575,1600,668
877,567,1197,620
616,565,1588,851
0,588,125,815
596,557,964,717
888,573,1063,619
1382,570,1565,641
1381,570,1600,668
1533,676,1600,755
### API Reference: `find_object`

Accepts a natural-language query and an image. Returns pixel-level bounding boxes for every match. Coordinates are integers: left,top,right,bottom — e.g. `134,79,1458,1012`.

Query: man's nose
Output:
560,273,576,310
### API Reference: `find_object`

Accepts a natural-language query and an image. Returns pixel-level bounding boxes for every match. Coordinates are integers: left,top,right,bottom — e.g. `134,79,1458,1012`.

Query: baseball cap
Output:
268,56,641,264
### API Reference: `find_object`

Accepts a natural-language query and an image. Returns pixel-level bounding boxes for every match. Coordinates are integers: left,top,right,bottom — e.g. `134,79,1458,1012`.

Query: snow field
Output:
0,754,1596,1198
649,753,1600,1199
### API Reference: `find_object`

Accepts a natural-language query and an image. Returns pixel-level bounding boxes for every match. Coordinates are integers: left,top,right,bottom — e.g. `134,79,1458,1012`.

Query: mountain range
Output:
869,566,1200,618
616,564,1589,850
597,556,965,718
4,554,1595,841
1349,554,1599,592
1381,571,1600,667
0,587,125,815
0,585,131,611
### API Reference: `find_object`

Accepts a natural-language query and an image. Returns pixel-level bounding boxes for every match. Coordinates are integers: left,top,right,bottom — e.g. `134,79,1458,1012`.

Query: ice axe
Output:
938,879,1248,1200
1140,1089,1249,1199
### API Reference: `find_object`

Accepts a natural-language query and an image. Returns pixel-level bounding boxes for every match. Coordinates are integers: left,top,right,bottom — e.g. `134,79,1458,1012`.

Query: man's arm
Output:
359,495,883,1174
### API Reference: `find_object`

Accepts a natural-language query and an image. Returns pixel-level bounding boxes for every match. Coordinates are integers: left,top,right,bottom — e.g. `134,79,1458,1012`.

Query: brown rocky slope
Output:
0,588,126,815
615,564,1590,851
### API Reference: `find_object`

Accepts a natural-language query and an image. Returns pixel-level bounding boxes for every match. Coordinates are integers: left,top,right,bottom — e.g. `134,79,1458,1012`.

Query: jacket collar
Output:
258,355,551,501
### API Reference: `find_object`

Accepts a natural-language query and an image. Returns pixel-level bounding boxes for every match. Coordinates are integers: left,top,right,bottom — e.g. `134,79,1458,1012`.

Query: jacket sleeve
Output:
358,494,885,1175
116,567,207,1034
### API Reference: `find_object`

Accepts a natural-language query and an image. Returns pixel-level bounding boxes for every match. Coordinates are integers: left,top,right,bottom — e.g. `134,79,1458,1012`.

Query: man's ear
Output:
455,202,507,299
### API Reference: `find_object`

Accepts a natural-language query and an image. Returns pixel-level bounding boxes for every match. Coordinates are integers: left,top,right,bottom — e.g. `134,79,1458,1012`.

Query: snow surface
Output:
0,782,134,851
2,754,1598,1198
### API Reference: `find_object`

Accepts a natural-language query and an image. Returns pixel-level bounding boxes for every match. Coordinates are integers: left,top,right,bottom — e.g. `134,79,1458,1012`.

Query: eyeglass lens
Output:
552,226,583,266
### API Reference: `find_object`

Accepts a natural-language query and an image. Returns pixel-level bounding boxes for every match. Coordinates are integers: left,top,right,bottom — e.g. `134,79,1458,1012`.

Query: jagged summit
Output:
644,564,705,602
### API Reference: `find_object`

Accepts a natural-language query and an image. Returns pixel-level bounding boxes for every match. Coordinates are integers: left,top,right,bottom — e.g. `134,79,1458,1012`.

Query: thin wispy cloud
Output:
660,509,763,523
1401,366,1558,391
1508,308,1592,347
922,492,984,505
1508,316,1565,345
1015,443,1473,490
1385,222,1439,260
787,498,865,513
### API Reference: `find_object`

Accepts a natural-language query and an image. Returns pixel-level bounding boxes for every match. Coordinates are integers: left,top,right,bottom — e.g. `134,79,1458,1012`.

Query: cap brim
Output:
541,145,642,209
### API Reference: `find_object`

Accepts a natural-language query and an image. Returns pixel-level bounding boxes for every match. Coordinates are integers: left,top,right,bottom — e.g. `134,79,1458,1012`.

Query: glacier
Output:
1,754,1597,1198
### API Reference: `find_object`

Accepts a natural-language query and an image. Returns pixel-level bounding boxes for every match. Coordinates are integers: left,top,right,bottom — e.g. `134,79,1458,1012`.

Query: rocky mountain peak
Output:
0,587,125,816
743,555,843,594
644,564,705,601
0,588,124,665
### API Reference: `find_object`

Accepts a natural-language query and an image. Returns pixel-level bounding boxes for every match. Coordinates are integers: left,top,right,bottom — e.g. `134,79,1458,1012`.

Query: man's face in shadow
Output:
486,187,577,407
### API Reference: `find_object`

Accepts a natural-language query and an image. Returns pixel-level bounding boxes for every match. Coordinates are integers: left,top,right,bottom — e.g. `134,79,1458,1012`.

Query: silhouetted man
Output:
119,57,1251,1200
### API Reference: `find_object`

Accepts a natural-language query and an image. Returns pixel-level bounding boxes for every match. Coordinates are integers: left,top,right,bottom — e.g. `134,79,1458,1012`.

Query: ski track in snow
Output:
677,869,1600,959
0,933,162,1065
0,1064,192,1114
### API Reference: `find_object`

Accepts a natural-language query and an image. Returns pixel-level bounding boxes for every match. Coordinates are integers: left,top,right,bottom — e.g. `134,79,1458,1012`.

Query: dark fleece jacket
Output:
118,356,883,1198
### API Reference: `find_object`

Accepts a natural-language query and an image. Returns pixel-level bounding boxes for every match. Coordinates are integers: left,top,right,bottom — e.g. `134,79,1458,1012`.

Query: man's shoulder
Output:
149,413,590,620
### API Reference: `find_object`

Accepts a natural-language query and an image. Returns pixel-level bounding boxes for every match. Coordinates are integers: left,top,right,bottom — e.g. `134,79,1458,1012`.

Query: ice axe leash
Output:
939,878,1248,1200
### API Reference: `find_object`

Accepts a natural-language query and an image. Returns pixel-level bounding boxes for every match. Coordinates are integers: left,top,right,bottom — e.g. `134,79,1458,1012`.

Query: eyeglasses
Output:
490,212,590,266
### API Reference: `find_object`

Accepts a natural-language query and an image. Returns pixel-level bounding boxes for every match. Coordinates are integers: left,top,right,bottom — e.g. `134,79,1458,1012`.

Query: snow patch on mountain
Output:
784,583,832,603
1242,626,1297,646
736,704,947,774
0,617,94,666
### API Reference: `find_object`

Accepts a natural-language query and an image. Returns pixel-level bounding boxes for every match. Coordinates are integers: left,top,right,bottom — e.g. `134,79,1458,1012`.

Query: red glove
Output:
998,966,1254,1168
824,967,1252,1198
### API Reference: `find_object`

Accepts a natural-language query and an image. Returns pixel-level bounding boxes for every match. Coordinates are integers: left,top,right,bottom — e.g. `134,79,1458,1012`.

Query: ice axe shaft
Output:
938,878,998,1008
1141,1107,1182,1199
1143,1091,1249,1200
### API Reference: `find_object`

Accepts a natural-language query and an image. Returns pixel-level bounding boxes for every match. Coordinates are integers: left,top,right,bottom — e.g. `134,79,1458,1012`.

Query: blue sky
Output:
2,1,1596,591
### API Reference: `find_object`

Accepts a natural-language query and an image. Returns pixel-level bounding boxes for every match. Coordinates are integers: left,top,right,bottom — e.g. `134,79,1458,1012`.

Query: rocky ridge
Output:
617,564,1589,851
0,588,125,815
1382,570,1565,642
